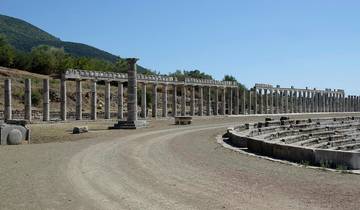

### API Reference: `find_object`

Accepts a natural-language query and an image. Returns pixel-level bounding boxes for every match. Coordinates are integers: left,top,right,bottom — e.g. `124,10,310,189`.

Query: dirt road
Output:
1,114,360,209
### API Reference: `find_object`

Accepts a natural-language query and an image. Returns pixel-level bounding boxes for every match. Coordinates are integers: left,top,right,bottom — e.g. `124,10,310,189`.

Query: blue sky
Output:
1,0,360,94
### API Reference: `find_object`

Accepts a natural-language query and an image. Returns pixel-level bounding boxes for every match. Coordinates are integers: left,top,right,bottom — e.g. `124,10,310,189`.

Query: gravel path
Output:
1,114,360,209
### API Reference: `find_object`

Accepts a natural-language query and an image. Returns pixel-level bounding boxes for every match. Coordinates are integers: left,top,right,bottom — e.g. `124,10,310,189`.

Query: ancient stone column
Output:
279,90,284,114
141,83,147,118
173,85,177,117
342,94,346,112
75,80,82,120
248,90,252,114
199,86,204,116
104,81,111,119
190,86,195,116
24,79,32,121
60,78,67,121
152,83,158,118
314,92,318,113
229,88,233,115
91,80,97,120
293,90,299,113
284,90,289,113
126,58,138,122
221,87,226,115
303,91,308,113
4,79,12,120
300,91,304,113
276,89,281,114
269,89,274,114
117,82,124,119
181,85,186,116
309,92,312,113
254,87,258,114
207,87,211,116
334,93,338,112
322,92,326,112
162,84,168,117
329,93,333,112
258,89,263,114
215,87,219,115
234,87,240,115
288,90,293,113
43,79,50,121
264,89,268,114
242,89,246,115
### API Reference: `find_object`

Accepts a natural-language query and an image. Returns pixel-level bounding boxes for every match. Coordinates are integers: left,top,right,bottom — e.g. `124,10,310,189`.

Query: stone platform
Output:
109,120,148,129
227,116,360,170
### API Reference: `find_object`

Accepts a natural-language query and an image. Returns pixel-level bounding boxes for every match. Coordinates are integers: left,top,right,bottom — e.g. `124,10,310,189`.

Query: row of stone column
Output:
248,88,351,114
139,83,242,118
2,78,359,121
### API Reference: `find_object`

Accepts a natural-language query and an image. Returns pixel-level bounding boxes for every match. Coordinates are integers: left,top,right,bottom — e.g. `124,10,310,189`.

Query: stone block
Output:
0,121,30,145
72,126,89,134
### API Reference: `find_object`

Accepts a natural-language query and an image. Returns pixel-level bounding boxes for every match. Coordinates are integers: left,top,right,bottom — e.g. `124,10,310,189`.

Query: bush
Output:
31,91,41,106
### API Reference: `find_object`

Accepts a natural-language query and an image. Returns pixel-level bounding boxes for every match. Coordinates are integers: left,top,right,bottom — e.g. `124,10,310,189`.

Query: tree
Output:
0,36,16,67
168,69,213,80
223,74,247,91
30,45,67,74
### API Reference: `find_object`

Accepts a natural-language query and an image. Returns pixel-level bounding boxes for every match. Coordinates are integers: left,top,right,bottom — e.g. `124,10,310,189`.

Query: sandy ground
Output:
1,113,360,210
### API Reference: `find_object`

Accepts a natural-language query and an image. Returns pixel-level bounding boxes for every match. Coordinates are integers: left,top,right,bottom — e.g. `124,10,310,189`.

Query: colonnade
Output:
2,68,359,122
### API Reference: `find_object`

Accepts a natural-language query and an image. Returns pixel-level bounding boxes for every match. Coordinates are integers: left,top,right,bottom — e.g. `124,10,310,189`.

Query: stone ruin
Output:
227,117,360,170
0,120,30,145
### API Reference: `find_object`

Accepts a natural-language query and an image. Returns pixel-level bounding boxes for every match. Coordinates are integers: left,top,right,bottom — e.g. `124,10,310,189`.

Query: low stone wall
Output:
227,117,360,169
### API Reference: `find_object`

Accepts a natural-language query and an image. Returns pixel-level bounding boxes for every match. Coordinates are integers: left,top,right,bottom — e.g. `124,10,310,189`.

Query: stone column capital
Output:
126,58,139,64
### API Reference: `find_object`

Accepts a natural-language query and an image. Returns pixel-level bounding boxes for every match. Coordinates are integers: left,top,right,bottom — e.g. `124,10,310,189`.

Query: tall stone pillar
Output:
314,92,318,113
127,58,138,122
221,87,226,115
279,90,284,113
264,89,268,114
293,91,298,113
75,80,82,120
229,88,233,115
60,78,67,121
199,86,204,116
304,91,308,113
91,80,97,120
330,93,334,112
4,79,12,120
241,89,246,115
289,90,293,113
269,89,274,114
43,79,50,121
173,85,177,117
104,81,111,119
117,82,124,119
24,79,32,121
248,90,252,114
322,92,326,112
259,89,263,114
111,58,147,129
234,87,240,115
162,84,168,117
294,90,298,113
181,85,186,116
298,91,303,113
152,83,158,118
141,83,147,118
190,86,195,116
254,88,258,114
207,87,211,116
284,90,289,113
215,87,219,115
